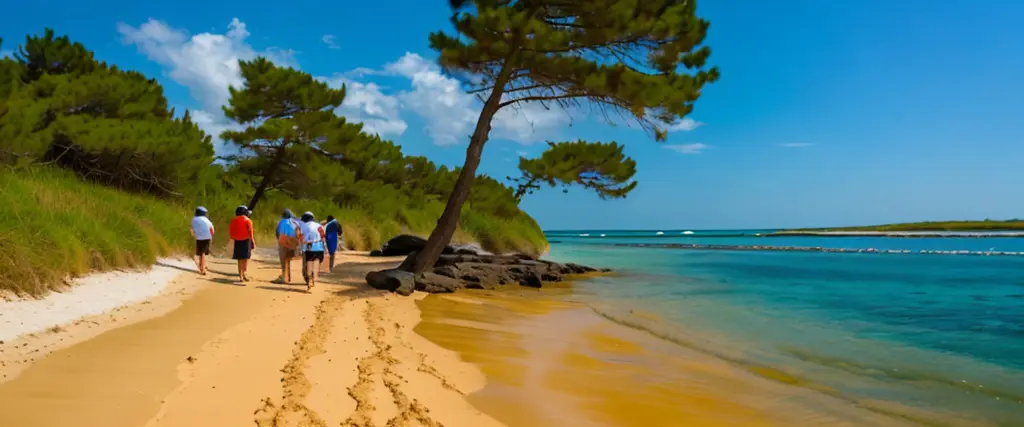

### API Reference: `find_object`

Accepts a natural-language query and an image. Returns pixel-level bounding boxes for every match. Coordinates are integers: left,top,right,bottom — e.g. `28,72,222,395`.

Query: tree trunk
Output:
407,79,515,273
248,145,288,211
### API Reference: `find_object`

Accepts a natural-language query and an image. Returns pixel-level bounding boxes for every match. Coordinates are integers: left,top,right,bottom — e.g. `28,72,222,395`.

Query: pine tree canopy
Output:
511,140,637,200
431,0,719,140
222,57,376,207
0,29,213,195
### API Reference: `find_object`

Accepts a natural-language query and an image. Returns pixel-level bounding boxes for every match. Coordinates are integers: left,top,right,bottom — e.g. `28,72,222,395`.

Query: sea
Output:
545,229,1024,426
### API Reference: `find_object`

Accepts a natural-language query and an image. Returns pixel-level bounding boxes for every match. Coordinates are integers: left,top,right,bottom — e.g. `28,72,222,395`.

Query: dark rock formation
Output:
414,272,465,293
366,252,609,295
365,268,415,296
369,235,493,257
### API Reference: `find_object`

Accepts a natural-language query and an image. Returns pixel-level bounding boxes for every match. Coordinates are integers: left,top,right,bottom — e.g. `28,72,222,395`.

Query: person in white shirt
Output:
299,211,326,292
189,206,215,275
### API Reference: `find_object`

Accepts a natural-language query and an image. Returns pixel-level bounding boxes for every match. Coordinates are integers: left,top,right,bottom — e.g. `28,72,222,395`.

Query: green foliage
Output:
14,28,99,82
405,0,717,272
221,57,361,209
432,0,719,140
0,29,549,294
511,140,637,200
0,167,192,296
0,29,214,195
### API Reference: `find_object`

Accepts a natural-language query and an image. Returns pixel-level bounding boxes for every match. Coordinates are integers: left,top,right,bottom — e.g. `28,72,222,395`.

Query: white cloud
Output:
778,142,815,148
378,52,569,146
665,143,710,154
120,21,573,149
321,34,340,49
321,75,407,138
117,18,296,149
667,117,703,132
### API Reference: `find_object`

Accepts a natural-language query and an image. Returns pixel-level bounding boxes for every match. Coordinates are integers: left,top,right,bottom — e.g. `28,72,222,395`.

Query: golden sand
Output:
0,253,965,427
0,253,502,427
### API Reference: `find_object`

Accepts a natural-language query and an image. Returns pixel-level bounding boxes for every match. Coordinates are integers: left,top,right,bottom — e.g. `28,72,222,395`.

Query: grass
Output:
790,220,1024,232
0,167,548,297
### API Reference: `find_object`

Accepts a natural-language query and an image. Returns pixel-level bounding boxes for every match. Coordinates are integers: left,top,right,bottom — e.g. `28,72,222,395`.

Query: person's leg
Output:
199,253,207,274
328,249,336,272
237,260,244,279
314,253,322,285
283,256,292,283
241,259,249,282
275,248,287,283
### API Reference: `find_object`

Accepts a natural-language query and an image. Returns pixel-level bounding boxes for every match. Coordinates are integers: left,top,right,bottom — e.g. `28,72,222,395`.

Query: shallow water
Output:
547,230,1024,426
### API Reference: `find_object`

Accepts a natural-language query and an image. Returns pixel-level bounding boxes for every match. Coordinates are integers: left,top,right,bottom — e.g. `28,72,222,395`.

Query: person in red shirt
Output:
229,205,256,283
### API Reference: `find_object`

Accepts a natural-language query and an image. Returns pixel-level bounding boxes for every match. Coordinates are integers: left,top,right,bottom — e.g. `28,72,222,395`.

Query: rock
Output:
380,234,457,257
449,243,491,256
370,243,608,295
414,272,465,293
381,235,427,257
433,264,460,279
365,269,415,296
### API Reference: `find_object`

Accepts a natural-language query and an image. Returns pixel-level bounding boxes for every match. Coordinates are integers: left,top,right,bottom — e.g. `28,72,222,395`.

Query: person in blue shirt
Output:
324,215,341,272
273,209,302,284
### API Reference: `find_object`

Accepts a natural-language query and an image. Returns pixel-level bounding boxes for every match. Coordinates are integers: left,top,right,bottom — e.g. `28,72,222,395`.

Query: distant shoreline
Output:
766,230,1024,238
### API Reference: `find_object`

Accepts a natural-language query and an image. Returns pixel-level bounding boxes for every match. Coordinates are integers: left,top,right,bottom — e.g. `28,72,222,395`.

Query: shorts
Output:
233,239,252,260
278,245,298,259
195,239,211,256
304,250,325,263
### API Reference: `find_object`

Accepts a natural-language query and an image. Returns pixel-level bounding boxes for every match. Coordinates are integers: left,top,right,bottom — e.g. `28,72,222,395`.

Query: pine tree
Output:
510,140,636,200
0,30,214,194
221,57,361,210
15,29,99,83
406,0,718,272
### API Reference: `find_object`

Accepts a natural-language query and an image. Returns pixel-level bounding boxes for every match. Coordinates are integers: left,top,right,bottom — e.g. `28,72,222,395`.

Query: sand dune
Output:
0,252,504,427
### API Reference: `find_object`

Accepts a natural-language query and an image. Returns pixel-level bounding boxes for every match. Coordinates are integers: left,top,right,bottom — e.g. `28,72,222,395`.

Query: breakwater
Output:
614,243,1024,257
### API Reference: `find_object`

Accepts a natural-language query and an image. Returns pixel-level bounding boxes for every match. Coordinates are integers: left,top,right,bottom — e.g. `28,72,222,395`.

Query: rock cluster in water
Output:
616,243,1024,257
366,252,609,296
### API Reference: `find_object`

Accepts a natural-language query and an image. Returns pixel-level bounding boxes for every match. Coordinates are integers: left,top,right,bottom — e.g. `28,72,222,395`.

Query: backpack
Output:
278,219,300,249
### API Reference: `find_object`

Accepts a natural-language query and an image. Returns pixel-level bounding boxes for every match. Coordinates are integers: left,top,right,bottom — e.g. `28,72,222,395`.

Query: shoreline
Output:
414,285,989,427
0,252,505,427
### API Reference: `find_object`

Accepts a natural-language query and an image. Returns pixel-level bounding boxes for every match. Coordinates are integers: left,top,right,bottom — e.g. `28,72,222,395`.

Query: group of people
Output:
188,205,342,292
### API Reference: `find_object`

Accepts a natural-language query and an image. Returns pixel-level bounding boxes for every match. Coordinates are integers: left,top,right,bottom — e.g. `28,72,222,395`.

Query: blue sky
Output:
2,0,1023,230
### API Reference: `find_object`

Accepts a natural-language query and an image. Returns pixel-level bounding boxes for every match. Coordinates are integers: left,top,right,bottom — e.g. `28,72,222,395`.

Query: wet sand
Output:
414,288,952,427
0,252,501,427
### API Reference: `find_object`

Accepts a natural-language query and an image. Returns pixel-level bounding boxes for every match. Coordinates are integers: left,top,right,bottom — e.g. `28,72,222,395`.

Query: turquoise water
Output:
546,230,1024,426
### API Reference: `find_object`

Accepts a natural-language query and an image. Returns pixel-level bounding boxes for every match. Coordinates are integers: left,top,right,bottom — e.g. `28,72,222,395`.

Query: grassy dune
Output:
0,168,546,296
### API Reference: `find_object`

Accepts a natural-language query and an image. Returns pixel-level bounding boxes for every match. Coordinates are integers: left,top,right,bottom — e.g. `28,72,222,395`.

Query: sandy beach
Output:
0,252,503,427
0,250,970,427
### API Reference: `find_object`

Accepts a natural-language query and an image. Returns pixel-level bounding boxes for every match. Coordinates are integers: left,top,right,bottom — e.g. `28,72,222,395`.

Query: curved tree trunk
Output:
407,81,513,273
248,144,288,211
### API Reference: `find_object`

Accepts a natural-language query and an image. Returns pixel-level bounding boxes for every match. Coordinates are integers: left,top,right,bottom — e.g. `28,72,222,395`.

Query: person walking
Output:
229,205,256,283
299,211,326,292
273,209,302,284
324,215,341,272
190,206,215,275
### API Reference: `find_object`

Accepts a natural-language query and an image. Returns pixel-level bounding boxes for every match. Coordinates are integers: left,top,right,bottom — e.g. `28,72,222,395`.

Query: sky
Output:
2,0,1023,230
